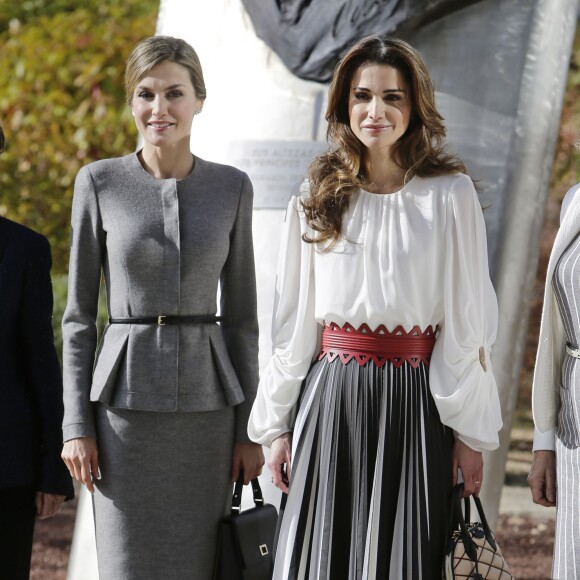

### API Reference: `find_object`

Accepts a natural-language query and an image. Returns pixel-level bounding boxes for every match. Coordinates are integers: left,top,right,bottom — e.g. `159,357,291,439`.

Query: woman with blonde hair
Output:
249,35,502,578
61,36,263,579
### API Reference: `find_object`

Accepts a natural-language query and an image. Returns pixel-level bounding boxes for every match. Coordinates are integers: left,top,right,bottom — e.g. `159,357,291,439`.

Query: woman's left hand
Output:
231,442,265,484
35,492,66,519
452,438,483,497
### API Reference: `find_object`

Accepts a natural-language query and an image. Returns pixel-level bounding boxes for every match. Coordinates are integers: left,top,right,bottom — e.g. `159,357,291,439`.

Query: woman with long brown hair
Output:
249,35,502,578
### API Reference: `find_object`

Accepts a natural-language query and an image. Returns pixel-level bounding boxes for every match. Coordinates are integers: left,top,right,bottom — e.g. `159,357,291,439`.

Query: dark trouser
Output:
0,485,36,580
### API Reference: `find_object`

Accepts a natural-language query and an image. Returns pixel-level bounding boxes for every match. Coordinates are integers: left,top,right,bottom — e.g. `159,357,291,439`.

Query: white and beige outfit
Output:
533,183,580,579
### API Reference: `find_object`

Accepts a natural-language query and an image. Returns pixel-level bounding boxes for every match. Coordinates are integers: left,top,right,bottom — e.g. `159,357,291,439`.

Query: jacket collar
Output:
123,151,203,188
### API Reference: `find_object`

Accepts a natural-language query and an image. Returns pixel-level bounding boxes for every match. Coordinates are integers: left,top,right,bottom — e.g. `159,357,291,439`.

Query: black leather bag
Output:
443,484,514,579
213,478,278,580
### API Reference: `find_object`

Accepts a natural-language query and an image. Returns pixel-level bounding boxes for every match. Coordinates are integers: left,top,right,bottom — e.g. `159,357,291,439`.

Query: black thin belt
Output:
108,315,223,326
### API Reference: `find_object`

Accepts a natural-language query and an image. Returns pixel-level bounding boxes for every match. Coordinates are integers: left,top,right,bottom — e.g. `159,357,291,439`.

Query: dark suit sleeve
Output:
19,235,74,498
220,173,260,443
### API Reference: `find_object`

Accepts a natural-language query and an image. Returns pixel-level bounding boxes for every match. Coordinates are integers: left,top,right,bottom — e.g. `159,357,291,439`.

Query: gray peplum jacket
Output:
62,152,258,443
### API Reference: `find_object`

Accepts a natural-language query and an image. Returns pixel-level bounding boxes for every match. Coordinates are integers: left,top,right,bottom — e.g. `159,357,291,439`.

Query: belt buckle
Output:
567,342,580,359
157,315,166,326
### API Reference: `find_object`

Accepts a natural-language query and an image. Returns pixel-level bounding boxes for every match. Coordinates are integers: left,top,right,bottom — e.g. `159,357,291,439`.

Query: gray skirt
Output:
93,402,235,580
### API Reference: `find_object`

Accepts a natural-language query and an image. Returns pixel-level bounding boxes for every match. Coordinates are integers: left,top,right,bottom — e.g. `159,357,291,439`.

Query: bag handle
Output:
230,474,265,516
457,485,497,551
451,484,498,563
471,494,497,550
451,484,479,564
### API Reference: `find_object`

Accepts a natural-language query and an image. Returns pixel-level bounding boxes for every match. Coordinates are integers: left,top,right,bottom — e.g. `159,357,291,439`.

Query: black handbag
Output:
213,477,278,580
443,484,514,579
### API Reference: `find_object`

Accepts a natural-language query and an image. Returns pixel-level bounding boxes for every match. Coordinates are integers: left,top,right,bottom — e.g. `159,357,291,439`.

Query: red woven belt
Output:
319,322,437,368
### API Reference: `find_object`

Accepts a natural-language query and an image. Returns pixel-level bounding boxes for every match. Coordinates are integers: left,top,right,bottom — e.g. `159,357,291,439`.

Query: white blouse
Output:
248,173,502,452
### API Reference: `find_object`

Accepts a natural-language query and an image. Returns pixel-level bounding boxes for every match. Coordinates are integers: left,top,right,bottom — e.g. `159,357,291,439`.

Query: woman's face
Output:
131,61,202,150
348,63,411,156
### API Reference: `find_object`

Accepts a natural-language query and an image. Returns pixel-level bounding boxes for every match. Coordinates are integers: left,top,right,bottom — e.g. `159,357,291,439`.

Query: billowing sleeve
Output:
429,174,502,452
62,166,105,442
248,195,320,447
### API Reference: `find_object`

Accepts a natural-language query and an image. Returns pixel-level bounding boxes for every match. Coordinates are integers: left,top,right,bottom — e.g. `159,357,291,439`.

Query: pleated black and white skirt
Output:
272,355,454,580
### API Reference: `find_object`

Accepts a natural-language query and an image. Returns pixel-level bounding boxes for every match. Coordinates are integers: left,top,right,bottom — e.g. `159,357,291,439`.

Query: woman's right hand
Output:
528,450,556,507
268,432,292,493
61,437,100,493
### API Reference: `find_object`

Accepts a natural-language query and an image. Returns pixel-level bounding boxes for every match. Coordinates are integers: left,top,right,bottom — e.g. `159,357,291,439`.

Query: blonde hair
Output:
125,36,206,104
303,35,467,247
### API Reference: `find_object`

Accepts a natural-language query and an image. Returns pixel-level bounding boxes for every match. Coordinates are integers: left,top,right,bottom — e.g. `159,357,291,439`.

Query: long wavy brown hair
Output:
303,35,468,247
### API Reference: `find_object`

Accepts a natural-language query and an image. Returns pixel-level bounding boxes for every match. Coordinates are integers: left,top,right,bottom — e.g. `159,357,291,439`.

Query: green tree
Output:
0,0,158,273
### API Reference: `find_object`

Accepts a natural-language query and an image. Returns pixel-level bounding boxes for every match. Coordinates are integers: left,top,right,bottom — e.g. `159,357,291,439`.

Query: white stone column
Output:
66,487,98,580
